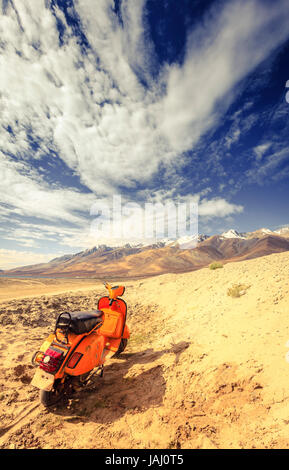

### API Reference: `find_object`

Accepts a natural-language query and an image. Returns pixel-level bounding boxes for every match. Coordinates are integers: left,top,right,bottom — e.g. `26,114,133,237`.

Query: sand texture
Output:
0,251,289,449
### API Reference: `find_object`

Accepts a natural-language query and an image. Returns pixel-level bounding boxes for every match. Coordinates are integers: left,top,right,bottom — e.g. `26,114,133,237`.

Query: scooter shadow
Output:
51,341,190,424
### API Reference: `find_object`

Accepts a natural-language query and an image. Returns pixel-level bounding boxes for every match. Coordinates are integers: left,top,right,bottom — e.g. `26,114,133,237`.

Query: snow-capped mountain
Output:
45,228,289,268
124,234,209,249
220,226,289,239
221,229,247,239
172,234,209,249
5,226,289,277
274,227,289,235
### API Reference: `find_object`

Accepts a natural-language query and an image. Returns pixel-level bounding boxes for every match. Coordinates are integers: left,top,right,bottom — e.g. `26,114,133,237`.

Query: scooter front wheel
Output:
113,338,128,357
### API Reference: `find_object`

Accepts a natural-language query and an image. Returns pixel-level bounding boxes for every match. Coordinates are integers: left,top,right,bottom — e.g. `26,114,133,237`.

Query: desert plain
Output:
0,250,289,449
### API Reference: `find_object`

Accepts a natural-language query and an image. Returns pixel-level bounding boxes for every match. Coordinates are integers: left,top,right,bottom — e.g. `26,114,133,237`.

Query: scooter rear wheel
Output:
40,379,64,407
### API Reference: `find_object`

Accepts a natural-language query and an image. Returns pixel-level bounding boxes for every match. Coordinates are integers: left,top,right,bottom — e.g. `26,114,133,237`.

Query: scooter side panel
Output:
64,333,105,376
104,336,121,354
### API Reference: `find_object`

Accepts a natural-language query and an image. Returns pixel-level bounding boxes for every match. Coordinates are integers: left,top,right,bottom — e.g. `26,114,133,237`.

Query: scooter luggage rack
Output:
31,350,45,367
54,311,72,345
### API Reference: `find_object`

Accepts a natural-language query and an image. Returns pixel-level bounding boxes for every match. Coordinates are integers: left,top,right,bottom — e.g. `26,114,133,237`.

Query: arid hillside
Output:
3,232,289,278
0,250,289,449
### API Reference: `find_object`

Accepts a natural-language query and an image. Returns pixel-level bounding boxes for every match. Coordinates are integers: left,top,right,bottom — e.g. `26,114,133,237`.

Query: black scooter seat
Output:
56,310,104,335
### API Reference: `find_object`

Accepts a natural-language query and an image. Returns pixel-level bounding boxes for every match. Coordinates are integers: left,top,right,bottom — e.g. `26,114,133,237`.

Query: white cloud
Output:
253,143,271,161
160,0,289,152
246,147,289,184
2,0,288,195
199,198,243,218
0,153,95,224
225,128,241,149
0,0,289,253
0,248,58,270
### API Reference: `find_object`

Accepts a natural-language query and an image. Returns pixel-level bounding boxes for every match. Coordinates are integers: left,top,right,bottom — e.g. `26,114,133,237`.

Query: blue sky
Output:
0,0,289,268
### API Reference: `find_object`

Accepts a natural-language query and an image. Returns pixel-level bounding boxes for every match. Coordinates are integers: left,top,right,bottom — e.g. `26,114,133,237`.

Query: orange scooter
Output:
31,283,130,407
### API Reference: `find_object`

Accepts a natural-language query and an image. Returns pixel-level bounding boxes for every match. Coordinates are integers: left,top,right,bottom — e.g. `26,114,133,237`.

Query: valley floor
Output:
0,251,289,449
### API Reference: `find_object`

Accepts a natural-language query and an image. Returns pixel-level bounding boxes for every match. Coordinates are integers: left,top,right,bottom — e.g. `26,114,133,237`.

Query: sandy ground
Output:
0,278,100,302
0,251,289,449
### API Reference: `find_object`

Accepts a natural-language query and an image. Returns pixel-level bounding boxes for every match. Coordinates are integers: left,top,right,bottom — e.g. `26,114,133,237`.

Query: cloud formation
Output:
1,0,289,257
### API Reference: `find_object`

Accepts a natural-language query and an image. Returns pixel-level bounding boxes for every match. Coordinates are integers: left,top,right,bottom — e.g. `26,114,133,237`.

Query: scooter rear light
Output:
39,346,64,374
67,352,83,369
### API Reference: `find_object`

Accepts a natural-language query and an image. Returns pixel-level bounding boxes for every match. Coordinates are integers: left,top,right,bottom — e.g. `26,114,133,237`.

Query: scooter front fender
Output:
122,323,130,339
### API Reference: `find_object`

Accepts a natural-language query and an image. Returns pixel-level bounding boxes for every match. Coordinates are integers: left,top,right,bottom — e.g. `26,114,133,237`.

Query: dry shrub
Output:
227,283,251,298
209,262,223,270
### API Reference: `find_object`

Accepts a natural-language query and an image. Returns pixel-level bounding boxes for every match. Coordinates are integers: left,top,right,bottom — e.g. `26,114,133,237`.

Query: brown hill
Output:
4,233,289,278
199,234,289,261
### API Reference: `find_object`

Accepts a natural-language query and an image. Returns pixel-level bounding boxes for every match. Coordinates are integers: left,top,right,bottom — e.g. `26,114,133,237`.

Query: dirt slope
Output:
0,250,289,449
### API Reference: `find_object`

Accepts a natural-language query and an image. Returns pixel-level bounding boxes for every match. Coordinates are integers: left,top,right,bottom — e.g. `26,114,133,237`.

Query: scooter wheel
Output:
40,380,64,407
113,338,128,357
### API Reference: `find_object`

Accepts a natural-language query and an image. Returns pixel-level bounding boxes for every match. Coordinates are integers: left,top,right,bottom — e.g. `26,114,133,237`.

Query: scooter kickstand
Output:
98,365,104,377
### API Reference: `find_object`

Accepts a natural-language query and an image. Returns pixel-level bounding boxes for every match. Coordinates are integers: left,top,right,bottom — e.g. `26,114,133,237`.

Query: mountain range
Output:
3,227,289,278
